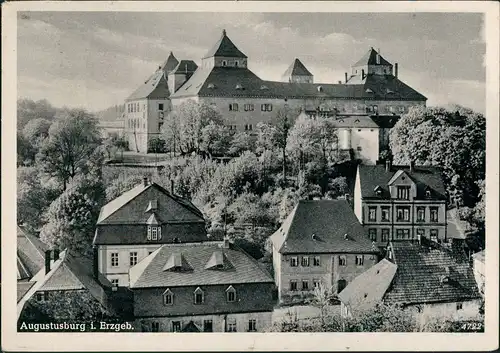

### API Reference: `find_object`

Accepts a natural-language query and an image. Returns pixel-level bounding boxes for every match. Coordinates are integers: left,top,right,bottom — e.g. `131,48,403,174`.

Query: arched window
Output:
163,288,174,305
226,285,236,302
194,287,204,304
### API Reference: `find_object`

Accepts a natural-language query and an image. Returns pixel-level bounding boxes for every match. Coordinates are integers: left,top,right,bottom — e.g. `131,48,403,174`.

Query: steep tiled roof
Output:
97,182,204,225
161,52,179,73
384,242,481,305
126,69,170,101
271,200,379,255
283,58,313,77
203,29,247,59
171,60,198,74
17,226,48,279
338,259,397,312
129,242,274,288
171,66,425,101
358,164,447,200
352,48,392,67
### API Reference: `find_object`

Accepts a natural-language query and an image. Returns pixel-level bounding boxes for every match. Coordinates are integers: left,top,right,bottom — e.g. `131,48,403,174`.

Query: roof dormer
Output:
205,250,233,270
163,253,192,272
145,199,158,213
387,170,417,200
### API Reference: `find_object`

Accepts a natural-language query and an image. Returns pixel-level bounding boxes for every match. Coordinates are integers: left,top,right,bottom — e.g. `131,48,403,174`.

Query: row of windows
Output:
289,279,322,291
368,228,439,242
110,249,154,268
147,226,162,241
127,102,145,113
367,206,439,222
150,318,256,332
289,256,321,267
228,103,273,112
290,255,364,267
127,119,146,130
162,286,237,306
221,60,241,68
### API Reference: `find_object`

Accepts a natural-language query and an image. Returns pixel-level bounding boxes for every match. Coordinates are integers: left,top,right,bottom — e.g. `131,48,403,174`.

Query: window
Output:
194,287,204,304
381,207,390,221
222,60,227,67
290,256,298,267
313,256,321,266
430,207,439,222
244,124,253,131
399,106,405,113
248,319,257,332
430,229,438,242
290,280,298,291
381,229,390,242
456,302,463,311
301,256,310,267
111,252,119,267
234,61,239,67
147,226,162,241
36,292,47,302
261,104,273,112
396,207,410,221
226,285,236,302
227,319,237,332
397,186,410,200
417,228,425,240
172,321,181,332
244,104,254,111
229,103,239,111
163,289,173,305
389,106,394,113
111,279,119,287
396,229,410,240
129,252,138,266
313,279,321,288
356,146,363,152
203,320,213,332
339,256,346,266
373,105,378,113
302,280,309,291
417,207,426,222
355,255,364,266
369,228,377,242
151,322,160,332
368,207,377,221
158,103,164,111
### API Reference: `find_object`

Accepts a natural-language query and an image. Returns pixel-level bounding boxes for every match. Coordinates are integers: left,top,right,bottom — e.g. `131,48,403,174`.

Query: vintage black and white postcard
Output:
2,1,499,351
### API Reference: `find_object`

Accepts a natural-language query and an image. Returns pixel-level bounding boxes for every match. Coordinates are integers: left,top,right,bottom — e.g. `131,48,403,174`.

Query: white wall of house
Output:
417,299,482,322
473,258,485,296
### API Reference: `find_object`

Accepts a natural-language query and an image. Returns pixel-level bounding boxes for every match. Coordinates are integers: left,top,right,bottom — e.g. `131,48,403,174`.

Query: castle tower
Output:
349,47,394,80
281,58,314,83
201,29,248,69
168,60,198,93
161,51,179,74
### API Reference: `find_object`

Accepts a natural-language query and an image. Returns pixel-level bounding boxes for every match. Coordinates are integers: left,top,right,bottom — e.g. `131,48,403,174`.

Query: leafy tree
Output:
17,132,36,166
227,132,257,157
22,118,51,149
17,98,57,130
40,176,106,255
105,175,144,202
36,109,101,190
163,100,223,155
326,176,349,199
271,108,296,186
306,283,337,327
113,136,129,159
148,137,167,153
199,122,232,157
389,105,485,207
255,122,277,155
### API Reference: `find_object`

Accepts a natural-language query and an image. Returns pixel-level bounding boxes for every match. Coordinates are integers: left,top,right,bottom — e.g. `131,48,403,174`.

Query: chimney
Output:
53,249,60,261
344,72,348,83
409,160,415,173
143,176,148,187
170,179,175,195
93,246,99,280
395,63,398,78
385,158,392,172
361,69,365,79
44,250,52,274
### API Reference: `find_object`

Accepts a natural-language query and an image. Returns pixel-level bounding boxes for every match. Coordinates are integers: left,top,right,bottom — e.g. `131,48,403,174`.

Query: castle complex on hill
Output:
123,29,427,155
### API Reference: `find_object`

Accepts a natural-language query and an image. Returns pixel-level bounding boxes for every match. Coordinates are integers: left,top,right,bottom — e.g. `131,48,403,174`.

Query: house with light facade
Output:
353,160,448,248
124,29,426,153
270,200,380,304
338,240,482,322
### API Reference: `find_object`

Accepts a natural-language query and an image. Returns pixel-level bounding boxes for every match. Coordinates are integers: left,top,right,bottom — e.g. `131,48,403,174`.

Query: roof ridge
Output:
230,242,274,282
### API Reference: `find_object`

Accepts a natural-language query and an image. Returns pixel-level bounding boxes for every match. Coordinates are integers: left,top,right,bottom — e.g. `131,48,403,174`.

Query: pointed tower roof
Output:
161,52,180,73
353,47,391,67
283,58,313,77
203,29,247,59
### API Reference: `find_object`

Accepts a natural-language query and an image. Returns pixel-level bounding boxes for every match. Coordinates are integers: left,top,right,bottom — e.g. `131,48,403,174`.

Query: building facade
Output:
129,241,275,332
124,30,426,152
93,177,209,287
270,200,380,303
354,161,448,248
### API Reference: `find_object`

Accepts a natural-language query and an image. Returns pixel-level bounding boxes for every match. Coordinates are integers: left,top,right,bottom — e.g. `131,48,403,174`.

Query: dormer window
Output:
194,287,204,304
365,88,373,93
222,60,227,67
260,85,269,90
397,186,410,200
207,83,216,89
163,288,174,305
147,226,162,241
235,84,243,90
425,189,432,198
234,61,239,67
317,86,323,92
226,285,236,302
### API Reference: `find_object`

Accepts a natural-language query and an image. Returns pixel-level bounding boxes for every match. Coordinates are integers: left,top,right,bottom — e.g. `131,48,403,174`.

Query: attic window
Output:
145,200,158,212
374,185,383,195
207,83,216,89
386,88,394,94
365,88,374,93
343,233,349,240
194,287,204,304
205,250,232,270
235,83,244,90
425,189,432,198
163,288,174,305
317,86,323,92
163,253,183,271
222,60,227,67
226,285,236,302
260,85,269,90
147,225,162,241
311,233,317,241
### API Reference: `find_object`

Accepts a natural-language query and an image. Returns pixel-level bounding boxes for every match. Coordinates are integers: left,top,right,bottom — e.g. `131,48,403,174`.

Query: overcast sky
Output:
17,12,485,113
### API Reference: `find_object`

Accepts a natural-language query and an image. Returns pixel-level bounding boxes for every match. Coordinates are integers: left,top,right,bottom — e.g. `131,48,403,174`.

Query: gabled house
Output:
338,240,482,321
270,200,380,304
128,240,275,332
93,177,208,287
354,160,448,247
